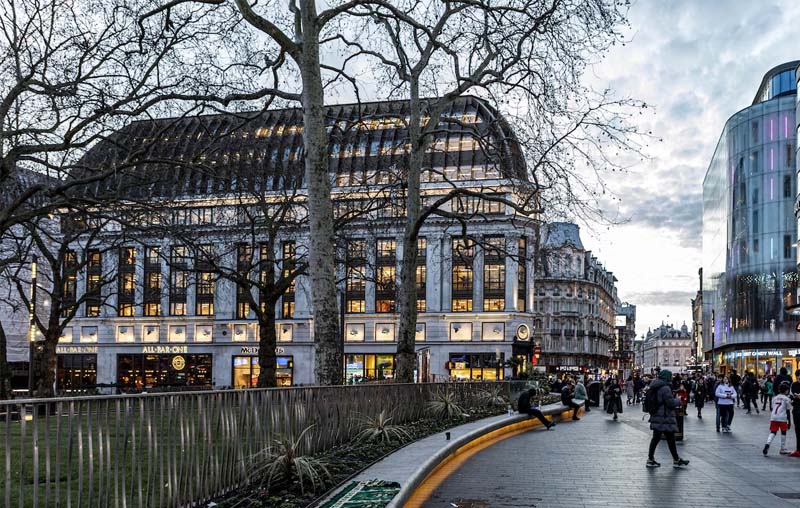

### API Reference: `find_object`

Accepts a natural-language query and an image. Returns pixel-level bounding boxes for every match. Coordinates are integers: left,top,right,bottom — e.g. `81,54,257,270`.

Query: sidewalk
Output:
419,403,800,508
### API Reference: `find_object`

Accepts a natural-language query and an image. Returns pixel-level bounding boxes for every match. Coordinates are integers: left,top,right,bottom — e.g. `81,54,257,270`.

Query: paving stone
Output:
419,403,800,508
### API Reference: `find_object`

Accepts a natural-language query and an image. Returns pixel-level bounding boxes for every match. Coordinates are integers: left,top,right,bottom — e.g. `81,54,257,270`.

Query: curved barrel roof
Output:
79,96,526,199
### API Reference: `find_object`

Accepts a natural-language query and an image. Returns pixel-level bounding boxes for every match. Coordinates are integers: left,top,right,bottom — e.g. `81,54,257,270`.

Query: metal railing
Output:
1,381,504,508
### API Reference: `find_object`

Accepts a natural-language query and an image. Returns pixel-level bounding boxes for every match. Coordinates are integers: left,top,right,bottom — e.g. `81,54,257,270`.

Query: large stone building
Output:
702,61,800,376
532,222,617,376
641,322,692,373
52,96,544,391
615,302,637,374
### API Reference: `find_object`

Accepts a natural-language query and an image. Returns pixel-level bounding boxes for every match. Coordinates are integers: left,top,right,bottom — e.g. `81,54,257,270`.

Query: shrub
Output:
353,410,412,444
477,385,508,408
426,389,465,420
253,425,331,495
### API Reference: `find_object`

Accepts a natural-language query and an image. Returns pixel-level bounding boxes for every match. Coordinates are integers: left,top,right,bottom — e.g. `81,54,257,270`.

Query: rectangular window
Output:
196,272,215,316
236,243,252,319
376,239,396,313
85,250,103,317
61,250,78,318
785,235,792,259
118,247,136,317
751,152,758,174
788,143,794,169
518,238,527,311
169,246,188,316
232,356,293,388
345,353,395,382
143,246,161,317
753,210,759,234
281,241,296,318
451,238,473,312
346,239,366,313
784,175,792,199
483,236,505,312
416,237,427,313
754,238,759,254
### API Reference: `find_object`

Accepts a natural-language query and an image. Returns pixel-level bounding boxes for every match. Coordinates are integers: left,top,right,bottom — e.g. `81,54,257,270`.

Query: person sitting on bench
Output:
518,388,556,430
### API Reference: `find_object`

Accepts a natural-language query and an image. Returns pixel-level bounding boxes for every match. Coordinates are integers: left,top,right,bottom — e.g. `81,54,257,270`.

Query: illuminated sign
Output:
56,346,98,354
615,315,627,328
240,346,286,355
142,345,188,354
172,355,186,371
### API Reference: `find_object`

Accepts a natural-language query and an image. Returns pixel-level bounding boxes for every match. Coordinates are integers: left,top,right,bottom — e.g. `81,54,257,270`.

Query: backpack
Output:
643,386,661,415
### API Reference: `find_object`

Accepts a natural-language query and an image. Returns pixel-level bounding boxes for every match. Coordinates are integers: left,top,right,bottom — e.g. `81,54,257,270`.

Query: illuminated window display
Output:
231,356,293,388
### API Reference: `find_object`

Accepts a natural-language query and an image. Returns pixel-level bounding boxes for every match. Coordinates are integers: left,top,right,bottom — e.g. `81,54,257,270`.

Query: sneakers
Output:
722,427,731,433
789,450,800,458
763,444,770,456
673,458,690,468
646,459,661,468
780,449,790,455
572,416,580,421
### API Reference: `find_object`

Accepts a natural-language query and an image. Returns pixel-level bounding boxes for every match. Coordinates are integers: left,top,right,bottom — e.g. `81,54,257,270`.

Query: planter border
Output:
391,401,585,508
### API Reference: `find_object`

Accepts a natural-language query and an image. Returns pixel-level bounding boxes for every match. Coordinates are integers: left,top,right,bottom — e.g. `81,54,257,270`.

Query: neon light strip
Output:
770,177,774,200
771,148,774,171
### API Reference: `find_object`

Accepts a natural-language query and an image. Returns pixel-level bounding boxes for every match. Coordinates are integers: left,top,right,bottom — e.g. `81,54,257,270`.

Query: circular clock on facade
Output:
516,324,530,341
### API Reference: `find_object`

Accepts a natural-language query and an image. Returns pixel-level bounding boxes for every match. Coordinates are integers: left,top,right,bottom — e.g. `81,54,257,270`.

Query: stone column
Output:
504,235,520,312
134,245,144,317
365,237,376,313
426,233,442,312
103,247,118,318
473,235,484,313
215,247,236,319
439,235,452,312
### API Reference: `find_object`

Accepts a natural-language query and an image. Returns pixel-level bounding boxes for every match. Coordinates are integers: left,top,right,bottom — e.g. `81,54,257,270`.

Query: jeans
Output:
648,430,679,461
719,404,734,428
716,403,720,430
563,401,580,419
524,408,553,428
762,394,773,411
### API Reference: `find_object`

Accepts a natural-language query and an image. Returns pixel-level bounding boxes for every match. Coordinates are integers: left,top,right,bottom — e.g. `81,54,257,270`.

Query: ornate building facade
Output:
641,323,692,373
55,96,542,391
532,222,617,375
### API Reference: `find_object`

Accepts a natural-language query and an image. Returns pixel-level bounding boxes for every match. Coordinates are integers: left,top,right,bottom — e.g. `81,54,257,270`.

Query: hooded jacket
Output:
648,378,679,432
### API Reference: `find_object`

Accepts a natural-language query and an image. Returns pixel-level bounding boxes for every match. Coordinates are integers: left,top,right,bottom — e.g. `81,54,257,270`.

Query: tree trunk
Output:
0,323,11,399
256,301,278,388
299,0,342,385
395,85,424,383
34,333,57,398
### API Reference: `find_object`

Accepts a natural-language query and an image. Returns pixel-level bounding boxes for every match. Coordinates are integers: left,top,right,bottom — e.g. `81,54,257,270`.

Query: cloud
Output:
582,0,800,331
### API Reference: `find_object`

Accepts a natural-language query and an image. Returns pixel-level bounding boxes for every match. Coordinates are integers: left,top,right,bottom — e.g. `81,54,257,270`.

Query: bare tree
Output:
331,0,646,381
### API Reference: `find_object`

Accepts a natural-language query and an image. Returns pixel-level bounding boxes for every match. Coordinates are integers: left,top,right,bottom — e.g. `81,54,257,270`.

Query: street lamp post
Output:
28,255,38,395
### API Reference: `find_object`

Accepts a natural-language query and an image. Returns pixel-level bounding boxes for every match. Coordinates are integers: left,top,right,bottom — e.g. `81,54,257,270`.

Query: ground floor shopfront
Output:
711,346,800,376
52,342,521,391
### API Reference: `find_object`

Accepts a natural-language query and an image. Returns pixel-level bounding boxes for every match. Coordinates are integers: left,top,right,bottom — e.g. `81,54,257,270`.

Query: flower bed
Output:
212,407,505,508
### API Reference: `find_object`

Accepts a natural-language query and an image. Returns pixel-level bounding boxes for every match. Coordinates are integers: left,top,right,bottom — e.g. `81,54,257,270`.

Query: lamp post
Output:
28,255,38,395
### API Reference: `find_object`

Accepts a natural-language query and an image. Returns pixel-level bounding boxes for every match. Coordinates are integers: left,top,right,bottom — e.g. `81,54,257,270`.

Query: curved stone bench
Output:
316,401,584,508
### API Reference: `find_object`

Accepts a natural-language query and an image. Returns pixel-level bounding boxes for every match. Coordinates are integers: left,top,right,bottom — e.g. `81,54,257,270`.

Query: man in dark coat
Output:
646,369,690,468
743,372,760,414
775,367,793,395
518,388,556,430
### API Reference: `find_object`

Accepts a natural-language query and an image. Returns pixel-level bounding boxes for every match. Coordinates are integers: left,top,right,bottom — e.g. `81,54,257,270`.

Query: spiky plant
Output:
477,385,508,408
254,425,331,494
352,409,412,444
426,389,465,420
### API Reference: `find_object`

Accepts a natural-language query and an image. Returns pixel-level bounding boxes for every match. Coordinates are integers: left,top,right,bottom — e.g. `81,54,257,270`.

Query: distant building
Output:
642,322,692,372
691,267,703,366
702,60,800,376
532,222,617,376
616,302,637,373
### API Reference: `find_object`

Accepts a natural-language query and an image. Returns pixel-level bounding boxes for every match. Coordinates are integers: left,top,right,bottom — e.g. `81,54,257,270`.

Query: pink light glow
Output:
770,177,774,200
771,148,774,170
770,118,774,140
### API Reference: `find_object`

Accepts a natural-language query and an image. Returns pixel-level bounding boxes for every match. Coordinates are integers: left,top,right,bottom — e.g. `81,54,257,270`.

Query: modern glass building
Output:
702,61,800,375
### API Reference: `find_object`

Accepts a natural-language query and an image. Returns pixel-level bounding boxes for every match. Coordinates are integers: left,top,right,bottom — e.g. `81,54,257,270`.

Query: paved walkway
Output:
418,403,800,508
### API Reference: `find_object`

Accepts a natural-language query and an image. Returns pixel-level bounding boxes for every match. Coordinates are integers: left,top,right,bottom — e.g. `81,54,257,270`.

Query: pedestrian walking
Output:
743,372,760,414
605,377,623,421
763,383,791,456
775,367,792,395
716,376,737,433
645,369,690,468
762,376,774,412
694,378,707,419
625,376,635,405
730,369,742,408
790,370,800,457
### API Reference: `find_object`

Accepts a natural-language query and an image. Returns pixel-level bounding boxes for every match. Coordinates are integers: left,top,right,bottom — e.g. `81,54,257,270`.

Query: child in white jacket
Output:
764,383,792,456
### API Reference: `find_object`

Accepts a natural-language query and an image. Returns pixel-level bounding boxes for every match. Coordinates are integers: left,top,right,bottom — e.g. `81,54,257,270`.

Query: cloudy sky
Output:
580,0,799,335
